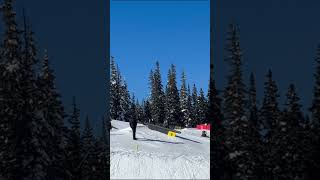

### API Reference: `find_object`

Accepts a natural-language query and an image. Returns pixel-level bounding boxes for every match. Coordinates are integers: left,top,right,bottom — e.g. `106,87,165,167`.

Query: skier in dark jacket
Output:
129,94,138,140
130,119,137,140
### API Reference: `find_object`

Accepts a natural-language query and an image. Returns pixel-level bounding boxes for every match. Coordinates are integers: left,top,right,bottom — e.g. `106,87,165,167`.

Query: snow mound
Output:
110,120,210,179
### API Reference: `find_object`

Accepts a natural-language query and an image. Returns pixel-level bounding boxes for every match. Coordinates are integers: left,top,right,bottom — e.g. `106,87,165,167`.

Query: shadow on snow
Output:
136,138,184,144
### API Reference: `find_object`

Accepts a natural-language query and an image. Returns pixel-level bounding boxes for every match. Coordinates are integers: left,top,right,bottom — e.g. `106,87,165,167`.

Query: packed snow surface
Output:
110,120,210,179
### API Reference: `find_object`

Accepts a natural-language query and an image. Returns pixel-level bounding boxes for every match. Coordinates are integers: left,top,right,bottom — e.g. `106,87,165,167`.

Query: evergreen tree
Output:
248,73,259,129
65,97,82,180
197,88,207,124
101,115,109,144
206,64,225,180
110,57,122,120
0,0,23,177
164,64,181,128
91,138,109,179
191,84,199,127
311,45,320,129
120,80,131,122
136,99,144,123
81,115,95,179
38,50,66,179
143,99,152,124
180,71,191,127
260,70,280,140
269,84,309,179
309,45,320,178
14,13,50,180
260,70,281,178
129,94,137,123
186,85,193,127
149,61,165,125
222,23,257,179
247,73,264,178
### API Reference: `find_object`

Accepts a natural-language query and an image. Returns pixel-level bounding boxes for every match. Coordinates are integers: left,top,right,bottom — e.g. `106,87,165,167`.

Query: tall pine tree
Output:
269,84,308,179
65,97,82,180
309,45,320,179
164,64,181,128
197,88,207,124
191,84,199,127
81,115,96,179
186,85,193,127
180,71,190,127
260,69,280,140
120,80,131,122
223,23,257,179
149,61,165,125
206,63,225,180
110,57,122,120
38,50,66,179
0,0,23,177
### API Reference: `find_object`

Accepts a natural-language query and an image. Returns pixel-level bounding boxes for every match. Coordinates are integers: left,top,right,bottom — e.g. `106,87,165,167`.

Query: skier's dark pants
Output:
132,126,136,139
130,122,137,140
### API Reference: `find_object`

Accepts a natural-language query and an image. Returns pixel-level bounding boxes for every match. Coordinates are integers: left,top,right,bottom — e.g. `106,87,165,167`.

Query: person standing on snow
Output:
129,94,138,140
130,118,137,140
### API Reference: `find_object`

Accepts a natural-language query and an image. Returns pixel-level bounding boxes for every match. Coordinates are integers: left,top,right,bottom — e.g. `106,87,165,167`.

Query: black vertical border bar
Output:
210,0,213,178
106,0,110,178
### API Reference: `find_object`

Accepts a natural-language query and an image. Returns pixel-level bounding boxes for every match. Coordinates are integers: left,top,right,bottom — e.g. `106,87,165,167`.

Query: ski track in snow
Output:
110,120,210,179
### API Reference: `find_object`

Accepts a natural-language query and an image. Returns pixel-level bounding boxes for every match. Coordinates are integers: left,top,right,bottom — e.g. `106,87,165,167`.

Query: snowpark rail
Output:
146,123,181,135
146,123,202,143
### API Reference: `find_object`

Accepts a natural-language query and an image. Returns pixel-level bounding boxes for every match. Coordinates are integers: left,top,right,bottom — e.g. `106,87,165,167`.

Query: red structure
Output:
196,124,211,130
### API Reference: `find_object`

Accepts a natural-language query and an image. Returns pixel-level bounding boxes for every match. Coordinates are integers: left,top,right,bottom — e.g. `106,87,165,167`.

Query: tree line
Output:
110,57,211,129
209,23,320,180
0,1,109,179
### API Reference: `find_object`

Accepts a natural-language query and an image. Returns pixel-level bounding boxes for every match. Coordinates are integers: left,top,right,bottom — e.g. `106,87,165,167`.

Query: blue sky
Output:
214,0,320,112
10,0,107,130
111,1,210,101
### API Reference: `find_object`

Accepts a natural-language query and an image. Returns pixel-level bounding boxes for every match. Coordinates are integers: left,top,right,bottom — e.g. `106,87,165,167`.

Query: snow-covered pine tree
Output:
65,97,82,179
120,80,131,122
248,73,259,129
269,84,309,179
90,137,109,179
222,23,258,179
136,99,144,123
311,44,320,129
164,64,181,128
308,45,320,179
260,69,280,140
180,71,190,127
143,99,152,124
259,70,281,178
206,64,225,180
12,12,52,180
0,0,23,177
38,50,66,179
191,84,199,127
129,94,137,124
186,85,193,127
99,116,110,179
197,88,207,124
110,57,122,120
247,72,264,177
149,61,165,125
101,115,109,144
81,115,96,179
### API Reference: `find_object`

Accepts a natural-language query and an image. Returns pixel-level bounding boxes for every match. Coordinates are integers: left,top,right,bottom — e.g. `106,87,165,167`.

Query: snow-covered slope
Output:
110,120,210,179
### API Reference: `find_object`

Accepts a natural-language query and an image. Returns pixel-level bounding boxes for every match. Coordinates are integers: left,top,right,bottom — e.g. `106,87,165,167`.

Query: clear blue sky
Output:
214,0,320,112
111,1,210,101
9,0,107,130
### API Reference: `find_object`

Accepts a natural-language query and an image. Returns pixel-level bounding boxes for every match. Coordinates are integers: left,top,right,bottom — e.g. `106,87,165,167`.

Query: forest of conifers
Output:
209,23,320,179
0,1,109,179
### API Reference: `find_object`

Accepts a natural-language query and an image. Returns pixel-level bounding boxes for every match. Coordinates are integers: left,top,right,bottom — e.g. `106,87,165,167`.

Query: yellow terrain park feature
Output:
167,131,176,137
